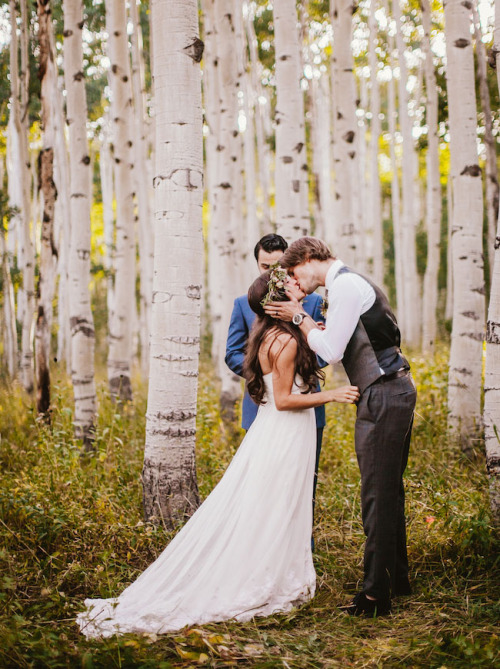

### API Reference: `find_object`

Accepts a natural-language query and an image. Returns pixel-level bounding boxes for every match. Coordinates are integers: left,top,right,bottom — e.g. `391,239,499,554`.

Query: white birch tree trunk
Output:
142,0,203,526
421,0,442,353
207,0,243,418
387,56,404,319
232,0,252,278
367,0,384,286
1,155,18,377
100,126,115,324
483,0,500,522
235,2,258,277
445,177,453,321
63,0,97,443
393,0,420,347
310,74,333,241
273,0,309,242
130,0,154,376
10,0,34,391
242,64,259,277
201,0,219,348
106,0,137,401
6,117,22,260
36,0,59,414
444,0,485,450
357,75,369,274
245,4,271,229
6,4,20,261
473,1,499,286
1,230,18,377
330,0,361,264
53,58,72,371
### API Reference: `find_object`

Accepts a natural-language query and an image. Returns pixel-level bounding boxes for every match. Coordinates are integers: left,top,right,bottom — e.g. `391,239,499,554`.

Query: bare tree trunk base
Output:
142,457,200,529
76,423,96,452
457,426,484,460
487,459,500,525
109,374,133,402
220,390,238,424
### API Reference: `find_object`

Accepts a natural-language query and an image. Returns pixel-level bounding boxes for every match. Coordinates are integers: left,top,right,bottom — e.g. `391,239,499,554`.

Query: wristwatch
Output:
292,312,307,326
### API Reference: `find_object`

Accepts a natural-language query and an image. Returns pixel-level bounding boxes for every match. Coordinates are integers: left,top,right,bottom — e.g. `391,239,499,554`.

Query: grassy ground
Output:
0,348,498,668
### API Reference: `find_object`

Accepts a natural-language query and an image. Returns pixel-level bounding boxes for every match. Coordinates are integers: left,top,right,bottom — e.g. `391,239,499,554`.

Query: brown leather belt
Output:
376,369,410,384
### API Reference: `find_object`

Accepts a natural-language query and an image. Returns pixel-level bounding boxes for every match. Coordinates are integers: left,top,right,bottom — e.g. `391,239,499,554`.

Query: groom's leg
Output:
355,374,416,603
392,414,413,594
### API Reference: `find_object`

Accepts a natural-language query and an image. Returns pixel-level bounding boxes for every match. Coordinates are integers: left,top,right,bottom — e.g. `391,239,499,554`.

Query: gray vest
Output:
337,268,409,392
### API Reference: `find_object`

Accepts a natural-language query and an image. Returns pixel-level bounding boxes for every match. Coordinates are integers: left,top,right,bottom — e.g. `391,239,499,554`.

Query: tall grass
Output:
0,348,498,667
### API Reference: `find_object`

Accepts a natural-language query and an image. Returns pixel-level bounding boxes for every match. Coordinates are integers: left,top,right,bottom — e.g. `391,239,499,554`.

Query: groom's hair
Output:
280,237,334,269
253,233,288,261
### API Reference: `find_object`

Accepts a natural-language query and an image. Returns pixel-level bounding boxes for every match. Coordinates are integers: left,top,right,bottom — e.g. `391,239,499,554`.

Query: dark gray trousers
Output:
355,373,416,601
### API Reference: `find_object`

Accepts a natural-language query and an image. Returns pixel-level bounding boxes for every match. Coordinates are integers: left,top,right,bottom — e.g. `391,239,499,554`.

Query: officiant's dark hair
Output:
244,271,324,405
253,233,288,261
280,236,334,269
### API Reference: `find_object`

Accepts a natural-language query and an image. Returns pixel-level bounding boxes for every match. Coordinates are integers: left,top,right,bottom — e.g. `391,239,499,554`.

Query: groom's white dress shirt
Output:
307,259,376,365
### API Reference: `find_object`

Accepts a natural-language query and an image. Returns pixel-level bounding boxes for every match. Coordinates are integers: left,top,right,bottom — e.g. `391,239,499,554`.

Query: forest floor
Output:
0,347,498,668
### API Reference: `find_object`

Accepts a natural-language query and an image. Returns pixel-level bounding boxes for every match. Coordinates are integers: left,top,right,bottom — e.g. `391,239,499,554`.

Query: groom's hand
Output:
263,298,301,322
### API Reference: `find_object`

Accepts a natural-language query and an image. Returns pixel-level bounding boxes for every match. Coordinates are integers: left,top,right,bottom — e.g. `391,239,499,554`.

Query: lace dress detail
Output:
77,374,317,638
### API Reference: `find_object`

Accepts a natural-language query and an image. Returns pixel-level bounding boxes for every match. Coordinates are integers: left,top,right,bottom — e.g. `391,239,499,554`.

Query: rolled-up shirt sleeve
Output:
307,275,365,364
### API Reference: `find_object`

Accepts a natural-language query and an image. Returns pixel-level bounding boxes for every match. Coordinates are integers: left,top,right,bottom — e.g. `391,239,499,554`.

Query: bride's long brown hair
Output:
243,271,324,405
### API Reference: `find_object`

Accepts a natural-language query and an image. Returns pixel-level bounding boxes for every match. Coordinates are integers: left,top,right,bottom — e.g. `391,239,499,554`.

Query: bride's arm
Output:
270,335,359,411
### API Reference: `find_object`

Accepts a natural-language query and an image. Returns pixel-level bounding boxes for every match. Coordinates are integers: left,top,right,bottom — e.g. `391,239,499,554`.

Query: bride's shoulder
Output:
265,329,296,356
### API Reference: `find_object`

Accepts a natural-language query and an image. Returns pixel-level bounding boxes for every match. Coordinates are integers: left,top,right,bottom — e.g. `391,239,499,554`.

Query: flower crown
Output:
260,263,288,308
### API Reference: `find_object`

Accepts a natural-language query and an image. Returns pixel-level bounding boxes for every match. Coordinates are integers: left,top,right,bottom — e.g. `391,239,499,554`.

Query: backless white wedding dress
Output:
77,374,317,638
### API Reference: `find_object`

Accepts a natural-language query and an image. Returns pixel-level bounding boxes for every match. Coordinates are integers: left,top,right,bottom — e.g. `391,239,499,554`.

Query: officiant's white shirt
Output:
307,259,375,365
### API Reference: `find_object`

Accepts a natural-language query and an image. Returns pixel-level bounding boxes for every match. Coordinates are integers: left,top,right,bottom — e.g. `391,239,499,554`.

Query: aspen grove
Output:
1,1,500,527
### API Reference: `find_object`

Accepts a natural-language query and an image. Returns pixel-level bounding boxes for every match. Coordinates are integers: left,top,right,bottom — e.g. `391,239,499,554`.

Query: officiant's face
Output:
257,249,283,274
289,261,317,295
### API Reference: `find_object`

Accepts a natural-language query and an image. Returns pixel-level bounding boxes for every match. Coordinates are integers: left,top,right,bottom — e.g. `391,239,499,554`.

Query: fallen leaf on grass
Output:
242,643,266,657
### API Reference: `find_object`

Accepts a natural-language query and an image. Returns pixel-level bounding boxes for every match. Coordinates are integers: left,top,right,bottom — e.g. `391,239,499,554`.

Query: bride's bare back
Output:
257,328,359,410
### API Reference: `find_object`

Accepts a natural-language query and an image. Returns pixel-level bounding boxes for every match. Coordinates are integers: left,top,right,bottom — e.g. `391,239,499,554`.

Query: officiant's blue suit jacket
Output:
225,293,327,430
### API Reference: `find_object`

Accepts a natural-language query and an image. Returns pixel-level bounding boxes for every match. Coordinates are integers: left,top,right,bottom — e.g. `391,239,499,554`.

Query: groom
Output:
265,237,416,617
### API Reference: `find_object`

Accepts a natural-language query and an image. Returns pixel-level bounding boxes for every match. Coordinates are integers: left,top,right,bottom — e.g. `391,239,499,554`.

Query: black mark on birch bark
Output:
165,336,200,345
186,285,201,299
156,354,194,362
152,409,196,422
459,331,484,341
487,321,500,344
153,169,202,191
453,367,473,376
460,164,481,177
487,47,498,69
70,317,95,338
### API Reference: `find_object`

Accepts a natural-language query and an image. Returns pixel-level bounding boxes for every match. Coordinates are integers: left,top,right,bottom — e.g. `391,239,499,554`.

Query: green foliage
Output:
0,350,498,667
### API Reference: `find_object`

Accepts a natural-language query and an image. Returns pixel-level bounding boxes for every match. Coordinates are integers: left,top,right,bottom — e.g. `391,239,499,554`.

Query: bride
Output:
77,268,359,638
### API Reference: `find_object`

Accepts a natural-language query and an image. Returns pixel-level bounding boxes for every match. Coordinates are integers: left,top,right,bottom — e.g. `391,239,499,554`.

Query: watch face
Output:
293,313,303,325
